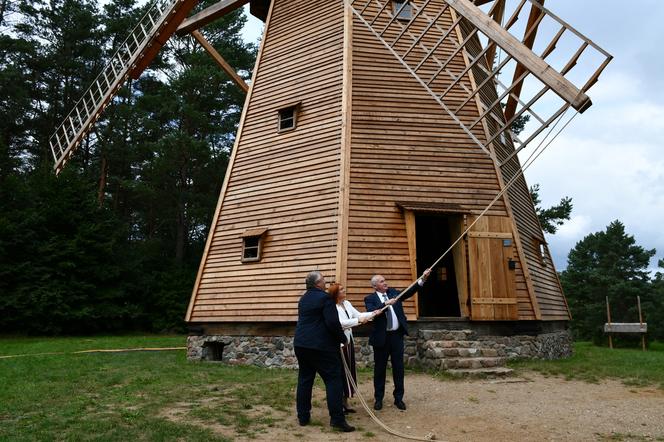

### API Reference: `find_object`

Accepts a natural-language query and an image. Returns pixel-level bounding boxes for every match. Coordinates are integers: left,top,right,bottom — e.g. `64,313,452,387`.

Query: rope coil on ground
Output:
340,346,438,441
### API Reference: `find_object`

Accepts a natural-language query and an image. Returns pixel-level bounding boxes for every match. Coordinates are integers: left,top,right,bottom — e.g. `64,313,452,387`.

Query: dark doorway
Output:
415,214,461,317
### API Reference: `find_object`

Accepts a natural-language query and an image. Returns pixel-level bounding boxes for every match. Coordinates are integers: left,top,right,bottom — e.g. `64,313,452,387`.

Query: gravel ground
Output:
256,372,664,442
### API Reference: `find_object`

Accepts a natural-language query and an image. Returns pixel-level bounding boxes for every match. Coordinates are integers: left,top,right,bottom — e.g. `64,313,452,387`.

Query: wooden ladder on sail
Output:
344,0,612,164
49,0,198,174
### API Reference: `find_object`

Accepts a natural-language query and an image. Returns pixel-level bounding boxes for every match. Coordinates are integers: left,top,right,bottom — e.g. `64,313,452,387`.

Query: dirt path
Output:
250,372,664,441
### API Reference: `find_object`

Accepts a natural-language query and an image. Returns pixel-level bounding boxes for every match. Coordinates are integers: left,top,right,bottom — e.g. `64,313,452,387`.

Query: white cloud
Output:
556,215,593,240
524,92,664,271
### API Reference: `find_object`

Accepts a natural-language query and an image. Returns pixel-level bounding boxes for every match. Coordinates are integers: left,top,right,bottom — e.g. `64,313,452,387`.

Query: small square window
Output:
278,105,298,132
241,228,267,262
392,0,412,20
243,236,260,261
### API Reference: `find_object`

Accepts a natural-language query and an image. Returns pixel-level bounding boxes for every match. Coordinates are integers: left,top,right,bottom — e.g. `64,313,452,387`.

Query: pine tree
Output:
560,220,655,341
0,0,256,333
529,183,573,234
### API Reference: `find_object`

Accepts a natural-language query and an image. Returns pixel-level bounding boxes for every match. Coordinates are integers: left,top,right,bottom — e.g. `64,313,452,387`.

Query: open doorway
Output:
415,214,461,317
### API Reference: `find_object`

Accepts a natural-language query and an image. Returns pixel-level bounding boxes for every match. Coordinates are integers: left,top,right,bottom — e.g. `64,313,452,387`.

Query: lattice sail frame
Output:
345,0,613,168
50,0,612,175
48,0,187,175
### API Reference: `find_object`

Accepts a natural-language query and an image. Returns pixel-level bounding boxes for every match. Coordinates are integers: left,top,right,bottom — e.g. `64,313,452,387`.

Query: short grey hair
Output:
370,275,381,288
306,271,324,289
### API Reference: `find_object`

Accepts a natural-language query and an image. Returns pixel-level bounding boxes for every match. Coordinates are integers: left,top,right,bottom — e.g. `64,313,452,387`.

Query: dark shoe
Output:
343,406,356,414
373,400,383,410
331,421,356,432
394,400,407,410
298,418,310,426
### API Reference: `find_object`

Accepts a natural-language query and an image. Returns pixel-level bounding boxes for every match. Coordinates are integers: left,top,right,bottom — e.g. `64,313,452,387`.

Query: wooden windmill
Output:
50,0,611,336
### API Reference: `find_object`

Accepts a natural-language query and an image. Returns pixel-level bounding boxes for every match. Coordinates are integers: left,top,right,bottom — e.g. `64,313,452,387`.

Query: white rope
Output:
392,109,578,303
340,346,438,441
336,109,579,440
346,107,580,327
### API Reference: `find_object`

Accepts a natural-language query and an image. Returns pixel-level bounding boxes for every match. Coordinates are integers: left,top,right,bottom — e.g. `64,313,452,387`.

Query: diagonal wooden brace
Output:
191,30,249,93
445,0,591,112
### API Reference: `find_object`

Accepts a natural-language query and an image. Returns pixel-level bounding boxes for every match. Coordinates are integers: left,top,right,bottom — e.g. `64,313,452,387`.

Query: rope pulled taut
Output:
344,107,580,332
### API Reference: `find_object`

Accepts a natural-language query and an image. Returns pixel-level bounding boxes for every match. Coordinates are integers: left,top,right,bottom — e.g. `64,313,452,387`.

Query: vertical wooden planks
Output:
335,2,354,287
449,215,469,317
468,215,518,320
346,0,509,318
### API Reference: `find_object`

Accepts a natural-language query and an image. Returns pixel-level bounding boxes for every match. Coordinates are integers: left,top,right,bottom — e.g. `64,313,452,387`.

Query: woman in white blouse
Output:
328,283,376,413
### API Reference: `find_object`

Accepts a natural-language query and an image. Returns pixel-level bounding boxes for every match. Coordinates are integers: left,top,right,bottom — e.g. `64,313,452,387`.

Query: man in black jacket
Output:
364,269,431,411
294,270,354,432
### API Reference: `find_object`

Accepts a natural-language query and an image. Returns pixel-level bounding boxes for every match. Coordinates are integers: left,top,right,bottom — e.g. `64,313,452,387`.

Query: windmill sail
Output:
345,0,612,164
48,0,198,174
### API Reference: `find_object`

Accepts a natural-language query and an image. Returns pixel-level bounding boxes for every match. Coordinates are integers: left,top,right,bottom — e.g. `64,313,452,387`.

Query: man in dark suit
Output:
364,269,431,411
294,270,355,432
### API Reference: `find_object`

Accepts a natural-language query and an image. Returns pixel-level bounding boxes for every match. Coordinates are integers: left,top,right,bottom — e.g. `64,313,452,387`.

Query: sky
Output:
240,2,664,272
522,1,664,272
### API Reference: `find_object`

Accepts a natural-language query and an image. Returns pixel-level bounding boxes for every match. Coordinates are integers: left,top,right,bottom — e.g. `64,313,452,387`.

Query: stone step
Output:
446,367,514,377
422,340,488,349
418,329,475,341
441,356,506,370
426,346,500,358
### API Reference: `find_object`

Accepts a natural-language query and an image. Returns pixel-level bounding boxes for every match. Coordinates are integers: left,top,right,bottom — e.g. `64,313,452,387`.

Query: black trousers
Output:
372,330,405,402
341,338,357,398
294,346,345,425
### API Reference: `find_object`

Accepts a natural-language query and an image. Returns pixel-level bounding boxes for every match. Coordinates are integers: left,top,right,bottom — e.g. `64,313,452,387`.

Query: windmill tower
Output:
50,0,611,367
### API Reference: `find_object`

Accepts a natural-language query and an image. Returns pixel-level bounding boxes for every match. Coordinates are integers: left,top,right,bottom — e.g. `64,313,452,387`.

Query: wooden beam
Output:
191,30,249,93
335,3,353,286
484,0,504,71
129,0,199,79
445,0,590,111
403,210,419,317
504,1,544,121
176,0,249,35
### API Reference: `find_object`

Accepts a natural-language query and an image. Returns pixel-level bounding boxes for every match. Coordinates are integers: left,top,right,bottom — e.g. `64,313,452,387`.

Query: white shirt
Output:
376,291,400,331
336,300,373,342
376,278,424,332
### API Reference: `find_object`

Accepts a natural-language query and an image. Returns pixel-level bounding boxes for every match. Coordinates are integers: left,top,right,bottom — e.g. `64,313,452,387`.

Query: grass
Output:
508,341,664,389
2,336,663,440
0,335,298,441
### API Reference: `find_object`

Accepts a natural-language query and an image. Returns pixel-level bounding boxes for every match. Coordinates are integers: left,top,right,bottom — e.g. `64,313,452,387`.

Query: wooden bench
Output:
604,296,647,350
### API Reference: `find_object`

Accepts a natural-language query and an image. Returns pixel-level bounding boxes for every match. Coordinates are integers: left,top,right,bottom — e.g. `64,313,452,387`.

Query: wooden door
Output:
467,216,518,320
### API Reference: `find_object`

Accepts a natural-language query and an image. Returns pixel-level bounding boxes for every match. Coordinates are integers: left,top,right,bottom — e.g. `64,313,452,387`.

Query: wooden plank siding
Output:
345,2,514,319
457,19,570,320
187,0,345,322
187,0,569,325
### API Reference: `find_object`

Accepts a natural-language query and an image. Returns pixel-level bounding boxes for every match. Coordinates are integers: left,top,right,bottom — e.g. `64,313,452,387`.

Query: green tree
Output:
16,0,105,169
647,259,664,340
560,220,655,342
0,170,138,334
0,33,36,177
530,183,573,234
0,0,256,334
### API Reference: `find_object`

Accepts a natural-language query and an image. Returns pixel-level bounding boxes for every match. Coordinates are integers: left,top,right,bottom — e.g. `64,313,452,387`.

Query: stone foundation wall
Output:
187,335,298,368
187,328,572,369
